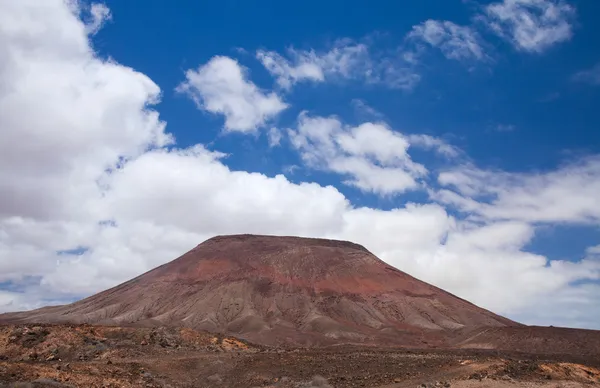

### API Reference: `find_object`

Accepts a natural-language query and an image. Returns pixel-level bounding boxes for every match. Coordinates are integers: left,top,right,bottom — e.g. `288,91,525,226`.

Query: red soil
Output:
0,234,525,347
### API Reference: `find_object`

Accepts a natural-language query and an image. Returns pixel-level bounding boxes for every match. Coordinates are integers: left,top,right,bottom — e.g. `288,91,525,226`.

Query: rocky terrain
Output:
0,324,599,388
1,235,599,387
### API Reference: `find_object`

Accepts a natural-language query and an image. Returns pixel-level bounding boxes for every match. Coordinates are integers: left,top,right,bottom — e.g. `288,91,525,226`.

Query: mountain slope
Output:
0,234,518,346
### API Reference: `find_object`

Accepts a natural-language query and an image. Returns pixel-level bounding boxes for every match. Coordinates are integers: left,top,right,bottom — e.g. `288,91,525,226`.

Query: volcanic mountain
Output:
0,234,518,346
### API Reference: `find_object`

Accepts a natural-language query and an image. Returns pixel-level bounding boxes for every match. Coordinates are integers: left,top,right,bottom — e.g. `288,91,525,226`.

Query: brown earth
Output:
0,324,599,388
0,235,517,347
450,326,600,357
2,235,600,386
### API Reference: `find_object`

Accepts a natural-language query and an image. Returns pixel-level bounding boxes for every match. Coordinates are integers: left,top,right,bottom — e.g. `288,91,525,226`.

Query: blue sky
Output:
95,0,600,258
97,0,600,173
0,0,599,329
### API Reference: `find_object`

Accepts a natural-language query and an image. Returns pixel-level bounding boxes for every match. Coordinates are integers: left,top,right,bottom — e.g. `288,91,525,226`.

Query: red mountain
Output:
0,234,518,346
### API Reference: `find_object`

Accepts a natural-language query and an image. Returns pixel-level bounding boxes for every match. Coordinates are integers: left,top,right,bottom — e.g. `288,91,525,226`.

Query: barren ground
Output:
0,235,517,348
0,324,598,388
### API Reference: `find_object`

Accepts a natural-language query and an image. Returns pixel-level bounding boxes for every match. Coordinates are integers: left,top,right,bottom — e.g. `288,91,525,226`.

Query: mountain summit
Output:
0,234,517,346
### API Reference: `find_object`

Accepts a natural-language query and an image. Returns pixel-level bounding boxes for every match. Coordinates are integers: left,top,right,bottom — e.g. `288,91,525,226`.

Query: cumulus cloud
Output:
408,20,486,61
0,0,171,303
587,245,600,256
257,40,421,91
176,56,288,133
480,0,576,53
288,113,427,195
1,0,599,331
394,222,600,316
287,115,460,194
101,146,349,238
0,0,172,222
344,209,600,320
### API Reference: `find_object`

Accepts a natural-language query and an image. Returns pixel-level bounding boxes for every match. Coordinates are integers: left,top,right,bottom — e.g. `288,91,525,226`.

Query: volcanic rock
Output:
0,234,517,346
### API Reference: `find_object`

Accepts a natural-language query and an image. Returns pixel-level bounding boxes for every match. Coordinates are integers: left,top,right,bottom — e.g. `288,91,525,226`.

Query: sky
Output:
0,0,599,329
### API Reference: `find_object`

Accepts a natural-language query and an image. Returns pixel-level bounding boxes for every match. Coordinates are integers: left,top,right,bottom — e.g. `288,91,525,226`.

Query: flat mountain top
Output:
1,234,517,347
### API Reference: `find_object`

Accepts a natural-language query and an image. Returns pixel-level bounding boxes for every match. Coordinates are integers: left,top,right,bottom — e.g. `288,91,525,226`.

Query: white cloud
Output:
572,63,600,86
85,3,111,35
0,0,171,301
101,146,349,239
408,20,486,60
1,0,599,331
176,56,288,133
256,49,324,89
481,0,576,53
408,134,461,158
587,245,600,256
511,283,600,329
405,226,600,317
283,165,300,175
436,157,600,224
267,127,282,147
344,209,599,322
351,99,385,120
312,40,372,78
0,288,69,314
0,0,172,222
288,113,427,195
257,40,421,91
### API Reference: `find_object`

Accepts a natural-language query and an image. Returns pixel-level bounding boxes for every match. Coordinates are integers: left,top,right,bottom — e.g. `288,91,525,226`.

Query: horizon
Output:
0,0,599,330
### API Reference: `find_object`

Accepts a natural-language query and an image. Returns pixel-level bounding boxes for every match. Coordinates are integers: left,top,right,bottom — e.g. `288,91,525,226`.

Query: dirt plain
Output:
0,324,599,388
2,236,599,387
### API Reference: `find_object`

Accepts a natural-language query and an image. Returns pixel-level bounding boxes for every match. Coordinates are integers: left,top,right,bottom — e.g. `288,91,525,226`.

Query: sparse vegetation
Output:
0,324,599,387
